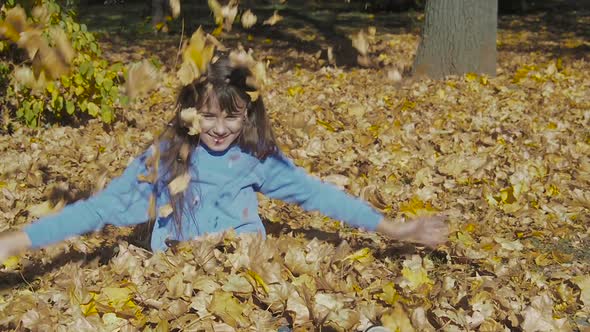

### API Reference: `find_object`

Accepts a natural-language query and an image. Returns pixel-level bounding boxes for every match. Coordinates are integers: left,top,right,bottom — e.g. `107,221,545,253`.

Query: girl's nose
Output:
212,119,228,136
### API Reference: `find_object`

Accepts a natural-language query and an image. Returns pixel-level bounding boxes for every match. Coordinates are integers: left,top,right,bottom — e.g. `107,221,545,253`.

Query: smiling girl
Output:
0,51,448,259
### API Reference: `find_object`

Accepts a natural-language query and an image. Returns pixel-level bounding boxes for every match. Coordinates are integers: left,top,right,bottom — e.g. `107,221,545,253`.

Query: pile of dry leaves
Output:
0,8,589,331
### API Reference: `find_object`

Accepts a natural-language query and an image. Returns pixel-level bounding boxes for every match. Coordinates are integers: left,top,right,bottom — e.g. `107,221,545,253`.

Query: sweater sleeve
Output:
23,148,156,248
256,153,383,231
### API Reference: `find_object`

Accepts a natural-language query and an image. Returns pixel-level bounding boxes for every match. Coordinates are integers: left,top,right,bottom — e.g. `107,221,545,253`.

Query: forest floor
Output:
0,2,589,331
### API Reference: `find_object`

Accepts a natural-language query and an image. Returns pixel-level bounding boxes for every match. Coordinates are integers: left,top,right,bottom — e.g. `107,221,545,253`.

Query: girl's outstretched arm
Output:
256,153,448,247
0,231,31,262
0,147,158,257
375,215,449,248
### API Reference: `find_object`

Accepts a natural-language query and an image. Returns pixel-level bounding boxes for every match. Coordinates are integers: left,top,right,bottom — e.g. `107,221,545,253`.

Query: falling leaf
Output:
241,10,257,29
169,0,181,18
351,29,369,55
221,4,238,31
177,27,216,85
179,107,202,136
208,0,223,26
159,204,173,218
0,5,28,42
126,60,160,100
263,10,283,26
168,172,191,195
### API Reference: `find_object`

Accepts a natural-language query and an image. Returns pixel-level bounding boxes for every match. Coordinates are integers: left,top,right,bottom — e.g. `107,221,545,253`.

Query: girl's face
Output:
199,91,246,152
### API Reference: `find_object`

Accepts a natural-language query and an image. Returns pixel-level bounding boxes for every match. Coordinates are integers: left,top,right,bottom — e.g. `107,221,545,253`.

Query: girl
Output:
0,52,448,260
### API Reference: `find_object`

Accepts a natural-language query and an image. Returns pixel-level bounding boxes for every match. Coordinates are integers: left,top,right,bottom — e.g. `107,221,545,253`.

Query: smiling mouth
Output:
211,136,227,144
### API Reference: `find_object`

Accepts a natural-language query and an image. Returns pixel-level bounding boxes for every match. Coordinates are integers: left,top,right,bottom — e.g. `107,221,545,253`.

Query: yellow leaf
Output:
344,247,374,264
351,29,369,55
263,10,283,26
0,6,28,42
207,290,248,327
400,99,416,111
377,282,399,305
534,253,552,267
212,24,223,37
287,85,303,96
101,287,133,310
158,204,173,218
80,299,98,316
400,255,432,291
399,196,438,217
208,0,223,25
465,72,478,81
246,269,269,294
317,119,336,132
572,275,590,307
381,303,415,332
222,274,253,294
464,223,476,233
126,60,160,100
2,256,20,270
177,27,215,84
241,9,257,29
551,250,573,264
169,0,181,18
168,172,191,196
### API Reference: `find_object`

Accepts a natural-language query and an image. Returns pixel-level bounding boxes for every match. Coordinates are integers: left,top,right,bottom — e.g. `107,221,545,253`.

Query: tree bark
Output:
413,0,497,79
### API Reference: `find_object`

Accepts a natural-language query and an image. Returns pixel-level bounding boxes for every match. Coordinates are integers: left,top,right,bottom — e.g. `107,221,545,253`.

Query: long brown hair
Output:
143,52,278,245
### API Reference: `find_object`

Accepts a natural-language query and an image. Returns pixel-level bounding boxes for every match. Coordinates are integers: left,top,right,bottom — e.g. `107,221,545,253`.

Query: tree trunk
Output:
413,0,497,79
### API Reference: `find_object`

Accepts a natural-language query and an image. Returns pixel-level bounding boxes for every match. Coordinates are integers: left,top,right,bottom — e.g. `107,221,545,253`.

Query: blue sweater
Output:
24,143,383,252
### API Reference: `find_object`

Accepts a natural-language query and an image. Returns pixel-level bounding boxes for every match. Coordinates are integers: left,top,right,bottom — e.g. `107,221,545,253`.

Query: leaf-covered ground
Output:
1,3,589,331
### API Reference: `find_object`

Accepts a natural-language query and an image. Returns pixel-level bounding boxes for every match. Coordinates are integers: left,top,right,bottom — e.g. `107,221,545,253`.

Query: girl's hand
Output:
376,215,449,248
0,231,32,263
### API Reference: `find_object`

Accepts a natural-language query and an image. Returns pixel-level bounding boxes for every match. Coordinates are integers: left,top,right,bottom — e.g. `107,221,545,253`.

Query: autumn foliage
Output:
0,1,589,331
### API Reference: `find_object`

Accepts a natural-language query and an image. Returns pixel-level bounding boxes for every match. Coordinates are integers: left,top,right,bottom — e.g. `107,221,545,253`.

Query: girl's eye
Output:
202,114,216,119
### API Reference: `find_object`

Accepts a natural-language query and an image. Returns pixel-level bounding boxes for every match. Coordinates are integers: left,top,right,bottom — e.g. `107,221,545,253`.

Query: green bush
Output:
1,1,126,128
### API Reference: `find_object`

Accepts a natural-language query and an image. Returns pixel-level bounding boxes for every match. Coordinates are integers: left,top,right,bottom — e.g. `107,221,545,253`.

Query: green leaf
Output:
79,62,90,76
66,100,75,115
109,86,119,99
87,102,99,116
103,78,113,91
25,105,34,123
61,76,71,88
74,73,84,85
90,42,98,54
54,96,64,111
95,72,104,85
109,63,124,72
101,104,113,123
119,94,130,106
74,85,85,96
